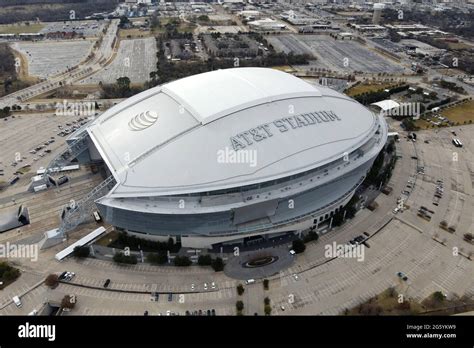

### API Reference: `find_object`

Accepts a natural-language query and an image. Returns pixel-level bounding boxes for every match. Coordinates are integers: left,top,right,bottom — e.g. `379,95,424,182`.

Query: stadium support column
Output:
329,217,333,230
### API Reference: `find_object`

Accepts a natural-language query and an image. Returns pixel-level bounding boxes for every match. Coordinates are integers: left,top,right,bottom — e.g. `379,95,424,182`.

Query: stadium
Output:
56,68,388,249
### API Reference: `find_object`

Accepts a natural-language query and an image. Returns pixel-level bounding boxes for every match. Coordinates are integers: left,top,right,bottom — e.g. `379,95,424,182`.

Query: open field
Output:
118,28,152,38
152,17,196,34
78,37,157,85
11,40,94,78
414,118,432,130
0,23,44,34
441,100,474,124
345,82,398,97
267,34,405,73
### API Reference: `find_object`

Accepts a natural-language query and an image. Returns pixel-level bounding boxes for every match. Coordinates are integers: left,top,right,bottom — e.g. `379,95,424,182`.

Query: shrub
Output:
0,262,20,281
237,284,245,296
198,254,212,266
61,294,76,310
292,239,306,254
433,291,445,302
146,250,168,265
113,252,138,264
236,300,244,312
174,255,192,267
211,257,224,272
264,305,272,315
303,230,319,243
73,246,90,258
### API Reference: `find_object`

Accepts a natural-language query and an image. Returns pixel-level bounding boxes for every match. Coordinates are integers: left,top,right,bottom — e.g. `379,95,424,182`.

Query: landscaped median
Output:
343,287,474,316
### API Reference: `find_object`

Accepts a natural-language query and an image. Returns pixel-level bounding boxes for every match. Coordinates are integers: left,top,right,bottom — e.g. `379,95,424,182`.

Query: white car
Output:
191,284,195,291
211,282,216,289
392,208,399,214
204,283,208,290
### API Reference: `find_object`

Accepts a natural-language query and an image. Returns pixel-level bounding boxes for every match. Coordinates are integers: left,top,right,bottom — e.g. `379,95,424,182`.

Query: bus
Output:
93,211,102,223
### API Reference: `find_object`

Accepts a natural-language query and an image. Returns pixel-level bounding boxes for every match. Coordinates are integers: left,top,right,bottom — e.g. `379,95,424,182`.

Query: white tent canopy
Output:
371,100,400,111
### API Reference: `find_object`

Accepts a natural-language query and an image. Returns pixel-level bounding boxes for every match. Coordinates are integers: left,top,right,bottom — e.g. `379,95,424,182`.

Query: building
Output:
64,68,388,249
247,18,287,31
372,3,385,24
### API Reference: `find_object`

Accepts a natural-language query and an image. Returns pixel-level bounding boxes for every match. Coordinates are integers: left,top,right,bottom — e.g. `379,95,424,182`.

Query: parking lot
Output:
12,40,94,78
267,34,404,73
78,37,157,85
0,112,92,191
39,20,106,38
1,118,473,316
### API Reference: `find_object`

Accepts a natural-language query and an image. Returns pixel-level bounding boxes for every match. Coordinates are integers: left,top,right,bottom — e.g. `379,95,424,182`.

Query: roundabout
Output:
243,256,279,268
224,247,294,280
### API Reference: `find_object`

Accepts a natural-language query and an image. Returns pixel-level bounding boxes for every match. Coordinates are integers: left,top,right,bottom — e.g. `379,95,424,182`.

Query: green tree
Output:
73,246,90,258
263,279,269,290
147,250,168,265
198,254,212,266
113,252,138,264
197,15,210,22
303,230,319,243
433,291,445,302
211,257,224,272
61,294,76,310
116,76,131,96
45,274,59,289
264,304,272,315
237,284,245,296
236,300,244,312
119,16,130,29
292,239,306,254
0,262,20,281
174,255,192,267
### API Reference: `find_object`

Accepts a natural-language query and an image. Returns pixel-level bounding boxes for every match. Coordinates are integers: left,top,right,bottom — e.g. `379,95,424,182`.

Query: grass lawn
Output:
414,119,432,130
152,17,196,35
0,261,21,290
345,288,424,315
17,166,31,174
119,28,152,38
0,23,44,34
345,82,398,97
272,66,297,73
94,229,119,247
441,100,474,124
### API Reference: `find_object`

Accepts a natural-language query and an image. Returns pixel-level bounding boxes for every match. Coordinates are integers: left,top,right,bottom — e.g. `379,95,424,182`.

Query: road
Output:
0,19,119,109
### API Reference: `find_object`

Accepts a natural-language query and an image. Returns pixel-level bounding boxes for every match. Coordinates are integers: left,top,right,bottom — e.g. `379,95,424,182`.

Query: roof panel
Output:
162,67,321,124
87,68,378,196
